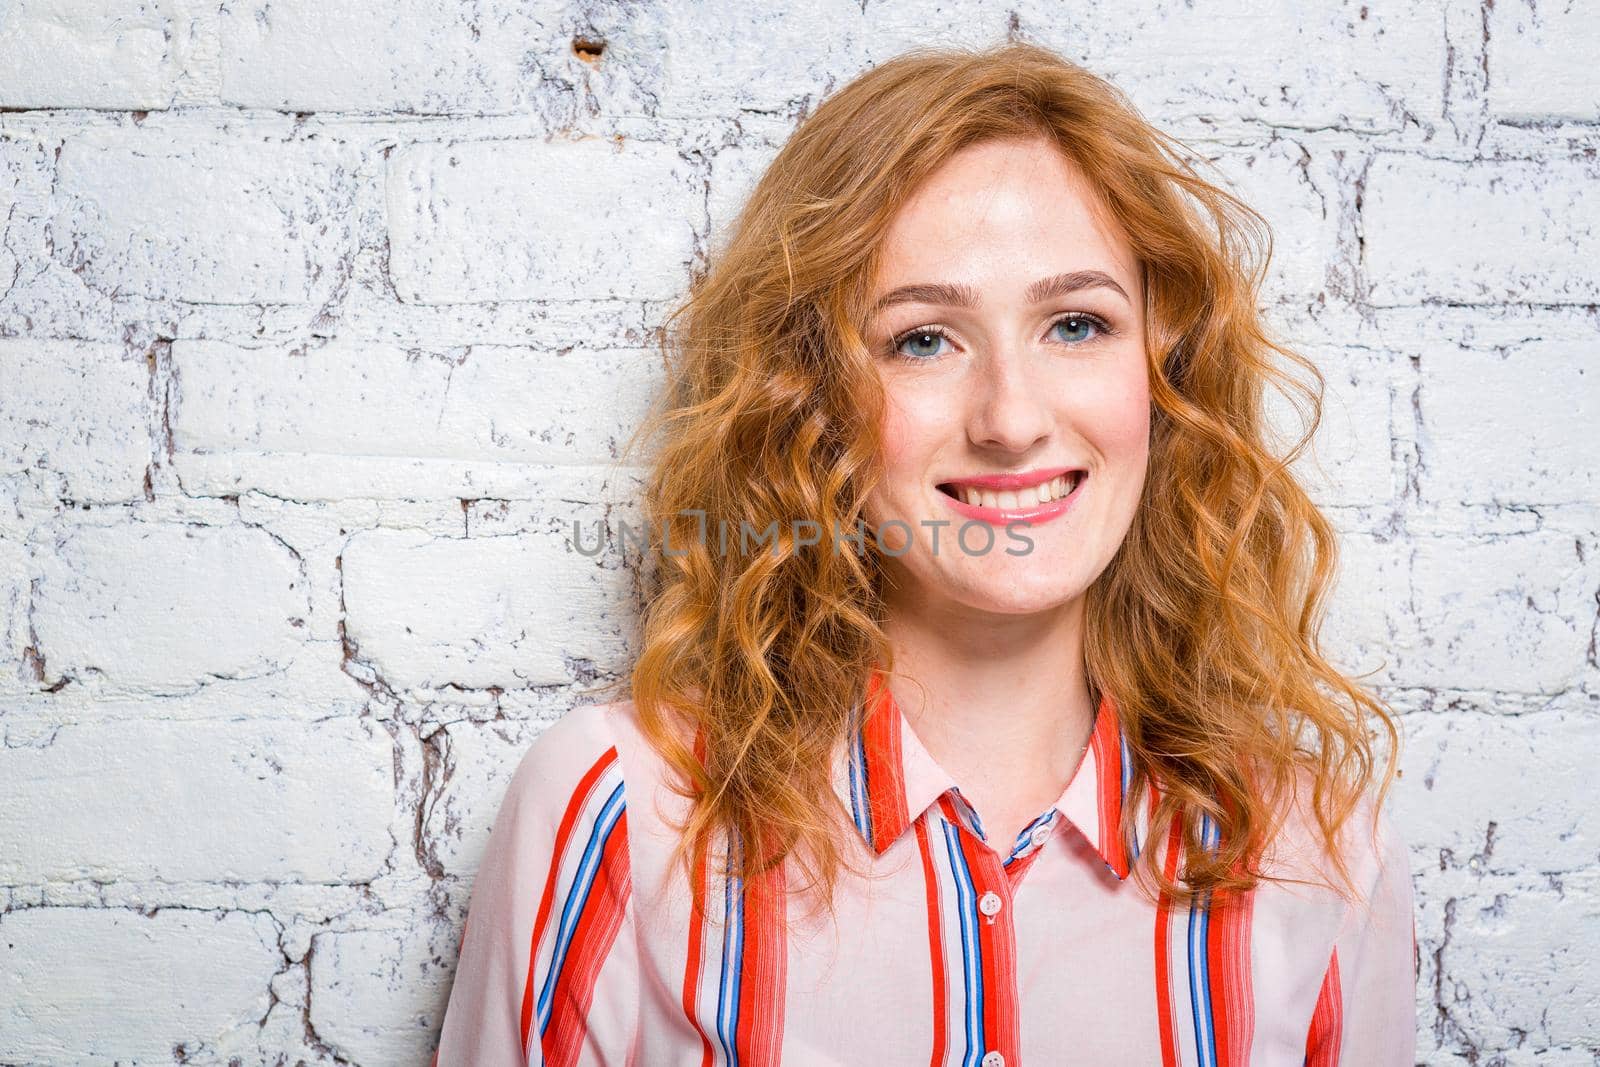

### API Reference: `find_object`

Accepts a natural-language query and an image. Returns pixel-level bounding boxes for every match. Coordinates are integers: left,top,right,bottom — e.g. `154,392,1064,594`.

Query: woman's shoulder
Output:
1260,763,1410,910
499,696,668,812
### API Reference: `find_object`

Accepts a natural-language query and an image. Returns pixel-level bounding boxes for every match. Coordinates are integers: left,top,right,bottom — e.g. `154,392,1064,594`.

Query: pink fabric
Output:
434,681,1418,1066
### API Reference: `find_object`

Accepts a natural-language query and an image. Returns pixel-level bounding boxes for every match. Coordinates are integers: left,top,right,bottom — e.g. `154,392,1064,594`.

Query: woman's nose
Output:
966,343,1053,454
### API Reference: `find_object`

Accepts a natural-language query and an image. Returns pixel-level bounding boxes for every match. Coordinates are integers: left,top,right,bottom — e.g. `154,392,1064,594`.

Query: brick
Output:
1423,869,1600,1052
0,717,392,884
1404,532,1597,693
51,129,357,305
0,1,180,110
219,0,540,114
0,907,280,1062
386,137,700,304
1264,345,1398,508
0,339,150,501
423,719,544,879
218,0,662,118
340,528,633,691
29,522,308,692
1194,138,1344,304
1419,335,1599,506
707,143,780,256
643,0,863,118
169,338,662,500
1012,0,1444,131
1319,530,1410,687
307,924,458,1065
1487,1,1600,123
1364,155,1600,306
1403,710,1597,877
0,536,24,685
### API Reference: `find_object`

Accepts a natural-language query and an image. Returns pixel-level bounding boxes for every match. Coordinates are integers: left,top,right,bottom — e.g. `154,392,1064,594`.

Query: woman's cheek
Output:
876,391,925,485
1118,349,1154,442
1074,362,1150,456
867,390,940,550
1109,390,1151,454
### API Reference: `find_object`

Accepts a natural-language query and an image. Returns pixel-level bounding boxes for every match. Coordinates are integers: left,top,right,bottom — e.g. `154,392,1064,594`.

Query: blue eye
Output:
1053,314,1105,344
893,328,950,360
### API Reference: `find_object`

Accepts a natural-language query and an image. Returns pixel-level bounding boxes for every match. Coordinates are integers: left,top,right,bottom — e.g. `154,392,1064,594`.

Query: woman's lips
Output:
936,472,1086,526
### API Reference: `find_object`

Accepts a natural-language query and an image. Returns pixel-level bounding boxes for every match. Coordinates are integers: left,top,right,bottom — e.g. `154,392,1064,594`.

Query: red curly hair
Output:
588,40,1403,927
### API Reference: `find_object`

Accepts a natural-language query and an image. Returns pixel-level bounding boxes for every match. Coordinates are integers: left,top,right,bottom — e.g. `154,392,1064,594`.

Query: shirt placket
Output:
939,790,1041,1067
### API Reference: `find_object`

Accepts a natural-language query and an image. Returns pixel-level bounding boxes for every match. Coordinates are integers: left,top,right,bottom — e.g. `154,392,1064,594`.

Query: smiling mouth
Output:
936,471,1085,510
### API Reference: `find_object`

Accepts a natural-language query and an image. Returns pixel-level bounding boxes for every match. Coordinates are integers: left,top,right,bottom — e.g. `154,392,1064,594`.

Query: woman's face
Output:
861,135,1151,619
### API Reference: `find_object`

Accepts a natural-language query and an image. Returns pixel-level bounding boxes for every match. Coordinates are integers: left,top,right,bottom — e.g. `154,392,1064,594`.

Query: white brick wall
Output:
1,1,1595,1062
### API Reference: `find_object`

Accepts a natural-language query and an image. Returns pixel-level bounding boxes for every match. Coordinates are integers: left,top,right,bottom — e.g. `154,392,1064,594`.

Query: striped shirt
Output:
433,675,1418,1065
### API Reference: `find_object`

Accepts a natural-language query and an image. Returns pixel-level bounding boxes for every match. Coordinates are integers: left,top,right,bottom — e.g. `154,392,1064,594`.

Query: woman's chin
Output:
931,567,1087,617
967,588,1084,617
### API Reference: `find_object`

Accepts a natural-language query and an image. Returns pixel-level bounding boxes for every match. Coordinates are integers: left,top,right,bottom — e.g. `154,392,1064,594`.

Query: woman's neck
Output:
879,593,1099,806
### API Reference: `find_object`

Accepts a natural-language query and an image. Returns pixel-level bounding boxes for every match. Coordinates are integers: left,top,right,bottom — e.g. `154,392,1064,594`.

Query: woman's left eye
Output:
1052,314,1111,344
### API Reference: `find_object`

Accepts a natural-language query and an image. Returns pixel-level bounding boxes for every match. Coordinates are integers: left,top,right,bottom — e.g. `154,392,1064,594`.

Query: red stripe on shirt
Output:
1209,790,1257,1067
542,809,633,1067
914,815,949,1067
681,727,716,1067
518,745,622,1054
1207,880,1257,1067
863,669,911,848
1303,945,1343,1065
735,823,788,1065
1153,786,1183,1067
1092,694,1130,878
980,874,1022,1066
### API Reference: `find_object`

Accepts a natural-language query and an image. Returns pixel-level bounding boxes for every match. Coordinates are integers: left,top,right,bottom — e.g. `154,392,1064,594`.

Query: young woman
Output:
433,41,1417,1066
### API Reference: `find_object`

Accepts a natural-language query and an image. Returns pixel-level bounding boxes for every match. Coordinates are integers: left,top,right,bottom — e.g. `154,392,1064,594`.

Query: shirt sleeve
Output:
1302,796,1419,1065
432,703,640,1066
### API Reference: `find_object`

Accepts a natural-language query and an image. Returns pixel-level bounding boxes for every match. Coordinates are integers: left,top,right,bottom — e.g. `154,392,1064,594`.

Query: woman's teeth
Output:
947,472,1081,510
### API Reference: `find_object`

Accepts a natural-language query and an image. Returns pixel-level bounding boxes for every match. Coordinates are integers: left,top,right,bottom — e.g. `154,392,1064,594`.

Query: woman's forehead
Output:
871,137,1139,302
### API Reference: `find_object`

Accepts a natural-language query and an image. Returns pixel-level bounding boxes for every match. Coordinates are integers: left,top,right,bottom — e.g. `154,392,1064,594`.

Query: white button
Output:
977,891,1003,917
1029,824,1051,848
981,1052,1006,1067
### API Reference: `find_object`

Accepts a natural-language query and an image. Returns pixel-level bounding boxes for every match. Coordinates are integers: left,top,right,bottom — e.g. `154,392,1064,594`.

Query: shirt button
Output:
981,1052,1006,1067
978,891,1003,917
1029,824,1051,848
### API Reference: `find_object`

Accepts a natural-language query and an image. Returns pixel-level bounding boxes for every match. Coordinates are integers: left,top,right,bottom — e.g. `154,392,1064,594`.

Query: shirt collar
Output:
836,667,1136,880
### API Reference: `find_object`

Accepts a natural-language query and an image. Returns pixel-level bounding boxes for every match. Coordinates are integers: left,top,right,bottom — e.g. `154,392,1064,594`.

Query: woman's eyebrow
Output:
870,269,1131,314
